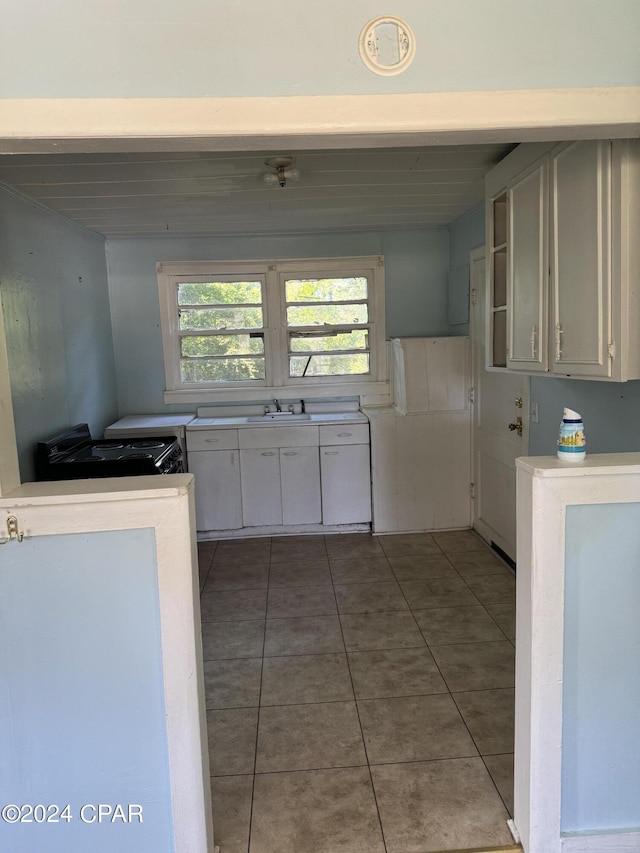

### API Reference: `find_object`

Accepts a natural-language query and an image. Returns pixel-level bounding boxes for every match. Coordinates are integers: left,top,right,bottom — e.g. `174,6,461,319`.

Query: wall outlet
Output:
531,401,539,423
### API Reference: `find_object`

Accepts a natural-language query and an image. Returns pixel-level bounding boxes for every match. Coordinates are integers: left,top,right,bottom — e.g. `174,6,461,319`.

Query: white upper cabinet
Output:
507,156,549,372
486,139,640,381
551,141,611,378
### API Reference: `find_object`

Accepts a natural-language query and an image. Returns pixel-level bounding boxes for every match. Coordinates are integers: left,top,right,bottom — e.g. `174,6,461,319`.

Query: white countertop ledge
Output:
516,453,640,477
0,473,194,507
187,412,368,429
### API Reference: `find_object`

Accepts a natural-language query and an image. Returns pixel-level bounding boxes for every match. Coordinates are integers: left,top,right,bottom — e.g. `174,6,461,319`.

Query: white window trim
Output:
157,256,388,404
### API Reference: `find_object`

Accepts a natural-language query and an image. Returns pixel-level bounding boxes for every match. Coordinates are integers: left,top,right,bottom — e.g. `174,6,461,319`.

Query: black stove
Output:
35,424,184,481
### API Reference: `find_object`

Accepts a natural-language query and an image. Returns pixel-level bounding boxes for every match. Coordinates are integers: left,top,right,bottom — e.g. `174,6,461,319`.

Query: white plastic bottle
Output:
557,408,586,462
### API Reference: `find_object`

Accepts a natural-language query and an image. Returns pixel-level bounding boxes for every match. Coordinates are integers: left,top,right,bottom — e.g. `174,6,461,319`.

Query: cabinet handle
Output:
282,451,298,456
324,451,340,455
261,451,277,456
204,438,220,443
530,325,537,359
337,432,352,437
555,323,563,361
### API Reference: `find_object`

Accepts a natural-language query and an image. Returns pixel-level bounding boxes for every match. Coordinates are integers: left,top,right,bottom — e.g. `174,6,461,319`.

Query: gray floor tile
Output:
414,605,507,645
264,616,344,656
358,693,477,764
348,647,447,699
207,708,258,776
447,550,513,577
261,653,354,706
430,641,515,691
340,611,425,651
213,538,272,567
256,701,366,772
371,758,513,853
267,585,337,618
199,565,210,593
267,560,331,588
388,554,457,581
204,658,262,709
210,775,253,853
432,529,488,554
250,767,386,853
400,576,479,609
378,533,440,557
325,534,385,560
270,537,327,563
206,563,269,591
201,620,266,661
329,556,395,585
335,581,409,615
484,753,515,816
464,573,516,604
201,589,268,622
486,602,516,640
453,688,515,755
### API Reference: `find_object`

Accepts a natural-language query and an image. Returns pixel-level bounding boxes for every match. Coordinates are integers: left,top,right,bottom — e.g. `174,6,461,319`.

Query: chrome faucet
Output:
273,399,282,412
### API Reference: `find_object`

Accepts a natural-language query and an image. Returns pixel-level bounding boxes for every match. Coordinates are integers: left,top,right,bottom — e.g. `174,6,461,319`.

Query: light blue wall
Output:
0,188,118,481
1,1,638,98
562,503,640,834
447,203,484,336
106,229,449,414
529,378,640,455
0,528,174,853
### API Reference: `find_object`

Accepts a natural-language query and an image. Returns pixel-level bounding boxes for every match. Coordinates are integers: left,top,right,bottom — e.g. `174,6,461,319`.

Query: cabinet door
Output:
280,447,321,525
507,157,549,372
240,448,282,527
551,140,612,377
188,450,242,531
320,444,371,525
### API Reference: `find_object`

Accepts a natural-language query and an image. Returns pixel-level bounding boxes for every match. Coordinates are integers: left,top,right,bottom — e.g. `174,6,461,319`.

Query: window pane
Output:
181,334,264,358
285,277,368,302
178,280,262,305
181,357,265,382
179,306,263,331
287,304,368,327
289,353,370,377
289,330,368,353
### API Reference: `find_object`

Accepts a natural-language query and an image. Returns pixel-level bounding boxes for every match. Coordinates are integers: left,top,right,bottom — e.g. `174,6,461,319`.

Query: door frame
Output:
469,244,530,558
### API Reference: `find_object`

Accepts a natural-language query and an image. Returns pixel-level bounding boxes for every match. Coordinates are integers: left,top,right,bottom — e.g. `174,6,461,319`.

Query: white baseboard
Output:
562,830,640,851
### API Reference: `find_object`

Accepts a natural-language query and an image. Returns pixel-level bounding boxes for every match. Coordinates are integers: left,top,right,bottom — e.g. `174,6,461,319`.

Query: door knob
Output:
508,417,523,437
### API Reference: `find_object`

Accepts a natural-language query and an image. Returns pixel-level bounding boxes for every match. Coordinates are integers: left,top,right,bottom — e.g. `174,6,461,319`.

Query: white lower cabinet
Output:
188,419,371,533
320,444,372,525
188,449,242,531
240,448,282,527
280,446,322,525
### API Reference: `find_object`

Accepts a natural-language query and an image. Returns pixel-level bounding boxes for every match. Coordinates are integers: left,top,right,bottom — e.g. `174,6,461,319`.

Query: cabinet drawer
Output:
319,424,369,446
186,429,238,452
239,426,319,449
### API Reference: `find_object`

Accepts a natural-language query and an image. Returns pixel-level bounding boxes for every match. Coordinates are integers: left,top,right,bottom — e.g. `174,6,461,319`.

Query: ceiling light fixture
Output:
263,156,301,188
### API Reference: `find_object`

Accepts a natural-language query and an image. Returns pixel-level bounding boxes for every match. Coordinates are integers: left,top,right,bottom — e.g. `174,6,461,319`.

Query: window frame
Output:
157,256,388,403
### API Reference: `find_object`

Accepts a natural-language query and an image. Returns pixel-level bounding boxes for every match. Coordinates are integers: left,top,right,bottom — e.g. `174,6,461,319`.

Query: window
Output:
157,257,387,402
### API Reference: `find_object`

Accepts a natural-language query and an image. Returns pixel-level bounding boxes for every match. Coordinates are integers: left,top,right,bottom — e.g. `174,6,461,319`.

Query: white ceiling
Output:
0,144,515,238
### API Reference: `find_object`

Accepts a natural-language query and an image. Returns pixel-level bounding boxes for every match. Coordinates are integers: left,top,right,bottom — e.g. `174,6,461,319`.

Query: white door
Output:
471,247,529,561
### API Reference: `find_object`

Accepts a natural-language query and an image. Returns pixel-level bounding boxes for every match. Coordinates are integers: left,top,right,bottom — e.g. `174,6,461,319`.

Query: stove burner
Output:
120,452,153,459
93,442,124,449
68,455,105,462
127,440,165,450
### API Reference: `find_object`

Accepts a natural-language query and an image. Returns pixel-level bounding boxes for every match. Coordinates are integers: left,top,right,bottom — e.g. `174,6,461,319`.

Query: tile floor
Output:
198,530,516,853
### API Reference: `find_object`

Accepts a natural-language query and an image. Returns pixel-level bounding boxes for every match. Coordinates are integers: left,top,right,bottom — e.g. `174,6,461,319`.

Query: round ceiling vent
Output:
359,15,416,77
